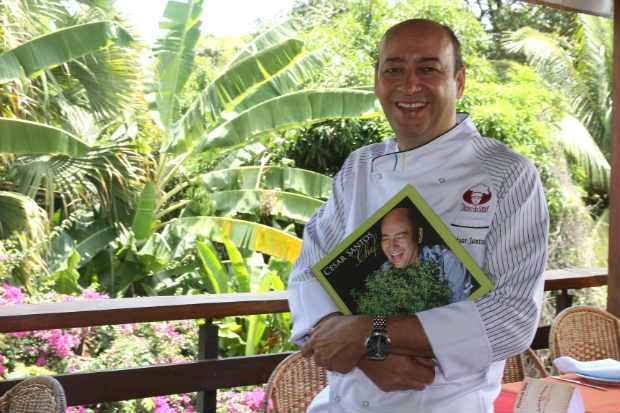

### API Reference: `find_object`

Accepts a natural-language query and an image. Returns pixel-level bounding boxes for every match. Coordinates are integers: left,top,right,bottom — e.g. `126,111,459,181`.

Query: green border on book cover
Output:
311,184,494,314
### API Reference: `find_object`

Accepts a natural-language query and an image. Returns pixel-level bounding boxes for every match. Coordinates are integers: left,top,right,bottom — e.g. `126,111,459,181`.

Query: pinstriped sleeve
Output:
288,156,354,345
417,155,548,380
475,156,549,362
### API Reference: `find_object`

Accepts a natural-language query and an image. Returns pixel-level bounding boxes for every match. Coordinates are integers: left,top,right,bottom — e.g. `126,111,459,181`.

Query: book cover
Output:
311,184,494,315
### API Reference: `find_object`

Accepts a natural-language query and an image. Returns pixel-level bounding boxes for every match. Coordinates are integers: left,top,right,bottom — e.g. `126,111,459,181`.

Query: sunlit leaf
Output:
198,166,332,199
0,21,132,83
199,89,381,151
0,118,90,156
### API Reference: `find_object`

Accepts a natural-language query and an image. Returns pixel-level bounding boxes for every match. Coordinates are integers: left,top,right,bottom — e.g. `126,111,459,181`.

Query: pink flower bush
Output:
0,283,24,305
217,387,271,413
0,354,7,375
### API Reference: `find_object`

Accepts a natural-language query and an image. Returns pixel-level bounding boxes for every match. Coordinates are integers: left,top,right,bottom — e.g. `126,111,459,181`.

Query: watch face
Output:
366,332,391,361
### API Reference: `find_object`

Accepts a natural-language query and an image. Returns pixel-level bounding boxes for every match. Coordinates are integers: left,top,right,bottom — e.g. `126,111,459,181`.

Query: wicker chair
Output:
264,352,327,413
549,305,620,361
502,348,548,383
0,376,66,413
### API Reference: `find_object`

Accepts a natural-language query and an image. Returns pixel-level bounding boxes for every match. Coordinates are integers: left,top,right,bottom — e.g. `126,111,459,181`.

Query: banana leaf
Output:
132,181,158,241
47,225,118,272
233,49,327,113
226,20,297,67
245,272,285,355
196,239,229,293
0,21,132,83
141,216,302,263
155,0,204,129
198,89,382,151
198,166,332,199
76,225,118,268
221,233,250,293
170,39,306,151
209,189,324,224
0,191,48,241
0,118,91,156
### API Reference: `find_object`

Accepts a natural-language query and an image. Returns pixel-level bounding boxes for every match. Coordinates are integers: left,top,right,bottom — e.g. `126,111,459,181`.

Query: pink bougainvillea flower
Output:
35,355,47,366
1,283,24,304
0,354,7,375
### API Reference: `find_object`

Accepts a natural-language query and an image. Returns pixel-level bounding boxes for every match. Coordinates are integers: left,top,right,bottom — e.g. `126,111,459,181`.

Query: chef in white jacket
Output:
289,18,549,413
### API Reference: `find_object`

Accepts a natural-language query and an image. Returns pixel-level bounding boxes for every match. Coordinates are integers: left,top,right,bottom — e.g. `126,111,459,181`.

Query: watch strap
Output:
372,315,387,332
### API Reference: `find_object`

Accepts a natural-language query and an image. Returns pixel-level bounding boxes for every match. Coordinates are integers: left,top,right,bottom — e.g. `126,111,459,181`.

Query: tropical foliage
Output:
503,14,612,195
0,0,612,410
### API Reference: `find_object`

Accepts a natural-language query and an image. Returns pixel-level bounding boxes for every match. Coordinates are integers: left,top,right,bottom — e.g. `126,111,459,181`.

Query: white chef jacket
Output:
288,114,549,413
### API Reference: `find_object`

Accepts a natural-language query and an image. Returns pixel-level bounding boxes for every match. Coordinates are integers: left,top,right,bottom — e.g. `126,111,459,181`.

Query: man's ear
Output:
456,67,466,99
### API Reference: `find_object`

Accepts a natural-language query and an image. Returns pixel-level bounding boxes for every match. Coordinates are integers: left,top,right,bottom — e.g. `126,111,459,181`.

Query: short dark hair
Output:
377,19,464,75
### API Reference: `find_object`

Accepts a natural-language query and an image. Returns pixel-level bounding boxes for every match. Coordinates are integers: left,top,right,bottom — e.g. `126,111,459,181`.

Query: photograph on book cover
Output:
311,184,494,315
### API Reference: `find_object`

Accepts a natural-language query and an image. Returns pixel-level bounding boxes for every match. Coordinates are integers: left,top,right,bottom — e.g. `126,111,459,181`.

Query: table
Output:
494,374,620,413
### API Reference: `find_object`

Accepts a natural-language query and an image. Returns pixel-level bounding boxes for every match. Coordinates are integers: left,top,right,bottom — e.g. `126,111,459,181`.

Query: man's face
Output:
374,22,465,150
380,208,419,268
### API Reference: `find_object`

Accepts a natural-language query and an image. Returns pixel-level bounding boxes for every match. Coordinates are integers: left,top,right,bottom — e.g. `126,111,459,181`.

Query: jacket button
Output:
362,400,370,408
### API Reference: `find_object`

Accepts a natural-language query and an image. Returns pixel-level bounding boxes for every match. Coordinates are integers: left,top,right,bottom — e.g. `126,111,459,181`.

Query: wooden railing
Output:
0,268,607,411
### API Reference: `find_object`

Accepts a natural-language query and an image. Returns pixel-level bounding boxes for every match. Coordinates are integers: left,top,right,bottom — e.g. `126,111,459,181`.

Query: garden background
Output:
0,0,612,411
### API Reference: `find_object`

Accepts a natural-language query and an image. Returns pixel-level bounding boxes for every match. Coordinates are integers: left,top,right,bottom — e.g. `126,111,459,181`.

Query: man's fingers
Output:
411,358,435,383
414,356,435,367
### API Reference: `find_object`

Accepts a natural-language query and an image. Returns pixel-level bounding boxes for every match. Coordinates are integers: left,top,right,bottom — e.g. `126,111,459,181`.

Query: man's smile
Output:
394,100,429,113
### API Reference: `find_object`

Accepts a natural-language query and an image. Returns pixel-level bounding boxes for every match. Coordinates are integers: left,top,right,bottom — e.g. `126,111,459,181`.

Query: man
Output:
380,206,469,304
380,207,422,269
288,18,548,412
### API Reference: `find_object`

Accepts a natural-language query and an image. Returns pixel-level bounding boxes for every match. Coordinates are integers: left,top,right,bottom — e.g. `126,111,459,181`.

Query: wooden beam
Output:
608,0,620,317
0,354,290,407
0,291,289,333
543,268,607,290
518,0,613,17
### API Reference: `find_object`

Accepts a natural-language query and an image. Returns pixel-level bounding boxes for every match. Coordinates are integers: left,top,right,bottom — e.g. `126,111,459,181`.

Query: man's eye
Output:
421,66,439,73
384,67,402,74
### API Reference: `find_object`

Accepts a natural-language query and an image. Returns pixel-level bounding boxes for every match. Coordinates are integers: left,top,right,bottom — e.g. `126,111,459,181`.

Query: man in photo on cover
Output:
380,207,470,303
288,17,549,413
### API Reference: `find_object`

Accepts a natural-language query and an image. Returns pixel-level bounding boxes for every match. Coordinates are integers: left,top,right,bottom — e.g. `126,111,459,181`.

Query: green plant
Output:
353,261,452,316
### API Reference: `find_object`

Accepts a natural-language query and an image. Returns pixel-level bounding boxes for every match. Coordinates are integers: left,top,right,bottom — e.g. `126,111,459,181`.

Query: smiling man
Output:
288,19,549,413
380,207,422,268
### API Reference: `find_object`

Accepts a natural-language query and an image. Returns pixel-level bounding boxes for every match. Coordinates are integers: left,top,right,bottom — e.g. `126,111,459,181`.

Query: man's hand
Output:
301,314,370,373
359,355,435,392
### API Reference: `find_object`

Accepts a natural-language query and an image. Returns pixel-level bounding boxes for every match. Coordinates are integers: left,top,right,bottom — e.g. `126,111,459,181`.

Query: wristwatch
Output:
365,315,391,361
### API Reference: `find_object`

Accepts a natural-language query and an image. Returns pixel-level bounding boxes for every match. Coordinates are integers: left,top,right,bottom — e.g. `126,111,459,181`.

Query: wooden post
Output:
197,320,219,413
608,0,620,317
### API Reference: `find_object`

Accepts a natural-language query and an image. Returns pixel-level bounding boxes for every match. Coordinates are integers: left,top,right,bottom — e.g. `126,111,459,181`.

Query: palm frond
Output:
573,14,613,153
554,115,610,193
12,137,147,220
502,27,576,89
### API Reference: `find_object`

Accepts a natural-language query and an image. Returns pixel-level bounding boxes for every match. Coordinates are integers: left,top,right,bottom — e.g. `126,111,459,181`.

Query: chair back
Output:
550,305,620,361
502,348,548,384
0,376,66,413
264,352,327,413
